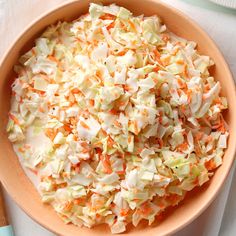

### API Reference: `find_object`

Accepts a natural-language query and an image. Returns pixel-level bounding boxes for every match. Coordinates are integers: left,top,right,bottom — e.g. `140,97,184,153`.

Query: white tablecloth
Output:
0,0,235,235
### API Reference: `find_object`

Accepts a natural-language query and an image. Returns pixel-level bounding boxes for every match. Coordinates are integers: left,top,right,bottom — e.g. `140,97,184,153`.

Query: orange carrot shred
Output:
80,121,90,129
9,113,20,125
205,159,216,170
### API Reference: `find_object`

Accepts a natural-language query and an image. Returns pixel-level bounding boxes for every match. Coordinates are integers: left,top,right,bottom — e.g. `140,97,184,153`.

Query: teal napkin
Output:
182,0,236,14
0,225,14,236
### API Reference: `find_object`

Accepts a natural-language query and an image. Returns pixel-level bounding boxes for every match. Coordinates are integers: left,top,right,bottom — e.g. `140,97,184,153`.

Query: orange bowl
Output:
0,1,235,235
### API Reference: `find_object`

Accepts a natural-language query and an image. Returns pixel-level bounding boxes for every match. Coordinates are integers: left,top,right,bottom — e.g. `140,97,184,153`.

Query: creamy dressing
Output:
13,126,51,187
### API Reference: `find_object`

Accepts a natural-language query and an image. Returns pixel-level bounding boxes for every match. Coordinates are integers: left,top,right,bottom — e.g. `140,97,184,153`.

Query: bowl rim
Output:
0,1,236,235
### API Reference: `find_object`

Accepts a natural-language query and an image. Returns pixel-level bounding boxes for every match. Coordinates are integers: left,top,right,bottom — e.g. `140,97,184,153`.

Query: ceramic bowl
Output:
0,1,235,235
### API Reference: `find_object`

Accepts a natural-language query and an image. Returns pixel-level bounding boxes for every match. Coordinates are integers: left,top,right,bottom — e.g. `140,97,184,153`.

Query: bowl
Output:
0,0,235,235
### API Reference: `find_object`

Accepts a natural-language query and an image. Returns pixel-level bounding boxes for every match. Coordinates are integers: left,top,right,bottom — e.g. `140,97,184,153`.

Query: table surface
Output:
0,0,236,235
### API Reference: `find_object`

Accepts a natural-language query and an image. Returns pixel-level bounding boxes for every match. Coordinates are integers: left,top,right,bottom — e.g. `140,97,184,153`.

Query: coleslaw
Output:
7,3,228,234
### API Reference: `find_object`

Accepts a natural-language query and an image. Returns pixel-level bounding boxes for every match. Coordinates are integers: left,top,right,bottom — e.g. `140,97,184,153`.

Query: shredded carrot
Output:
99,13,115,20
161,33,170,42
80,141,89,149
186,89,192,103
96,148,102,155
204,84,211,93
24,144,31,149
193,178,199,185
153,49,161,58
181,105,186,113
57,183,67,188
64,201,73,211
62,172,69,178
48,55,59,64
133,120,139,135
165,194,179,204
40,74,51,83
9,113,20,125
218,124,226,133
106,21,115,30
151,77,158,85
68,93,75,104
171,47,179,56
80,120,90,129
116,50,127,56
157,138,163,148
69,117,77,125
116,163,126,175
148,88,155,94
38,106,45,113
89,99,95,107
75,37,83,43
195,145,202,156
176,59,184,65
141,203,152,216
205,159,216,170
158,202,165,209
183,63,189,78
109,109,119,115
114,120,121,128
81,148,89,154
177,78,187,89
64,124,72,132
161,55,171,66
100,154,112,174
75,165,81,173
31,48,36,55
213,117,226,133
28,168,38,175
141,108,148,117
100,129,107,136
128,135,132,143
45,128,57,140
107,136,115,148
71,88,81,94
177,142,188,152
120,209,129,217
153,66,160,73
18,147,25,153
137,148,143,153
205,135,213,143
134,136,139,142
123,84,130,91
153,49,164,66
116,100,126,107
195,132,203,141
128,20,136,31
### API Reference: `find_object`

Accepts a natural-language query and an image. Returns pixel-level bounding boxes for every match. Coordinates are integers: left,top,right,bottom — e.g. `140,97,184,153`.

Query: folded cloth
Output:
0,225,14,236
209,0,236,9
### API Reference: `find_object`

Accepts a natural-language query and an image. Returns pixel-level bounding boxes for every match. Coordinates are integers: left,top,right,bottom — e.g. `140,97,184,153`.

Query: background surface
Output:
0,0,236,235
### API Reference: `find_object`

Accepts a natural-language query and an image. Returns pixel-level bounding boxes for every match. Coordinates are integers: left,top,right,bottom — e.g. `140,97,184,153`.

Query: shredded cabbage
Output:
7,3,229,234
